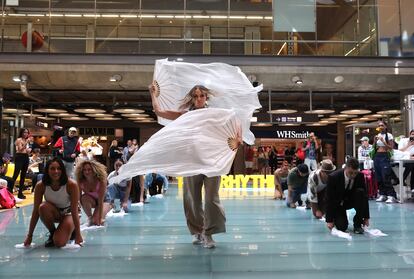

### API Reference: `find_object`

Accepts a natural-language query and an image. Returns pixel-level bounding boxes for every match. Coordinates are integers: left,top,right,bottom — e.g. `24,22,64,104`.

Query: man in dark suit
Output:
326,157,370,234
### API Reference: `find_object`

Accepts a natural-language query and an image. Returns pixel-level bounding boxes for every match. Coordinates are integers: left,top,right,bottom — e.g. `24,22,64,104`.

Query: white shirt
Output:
344,171,354,190
398,137,414,155
376,132,393,147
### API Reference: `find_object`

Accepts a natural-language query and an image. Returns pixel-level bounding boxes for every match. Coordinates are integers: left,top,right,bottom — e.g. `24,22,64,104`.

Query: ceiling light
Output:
334,76,344,83
278,123,300,126
291,76,303,85
12,74,28,83
340,109,372,115
49,113,79,117
62,117,89,121
376,109,401,115
352,117,371,121
21,113,42,117
122,113,149,118
343,120,360,125
365,114,383,118
3,108,29,114
95,117,122,121
85,113,114,117
252,123,273,127
330,114,353,118
304,109,335,114
35,108,67,113
114,108,145,114
2,116,15,120
390,116,401,121
109,74,122,82
268,109,297,114
319,120,336,124
322,117,344,121
306,123,327,126
74,108,106,113
37,116,56,120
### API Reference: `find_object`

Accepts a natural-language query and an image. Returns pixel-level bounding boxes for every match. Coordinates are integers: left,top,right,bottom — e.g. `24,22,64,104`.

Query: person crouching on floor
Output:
326,157,370,234
286,163,309,208
307,159,336,219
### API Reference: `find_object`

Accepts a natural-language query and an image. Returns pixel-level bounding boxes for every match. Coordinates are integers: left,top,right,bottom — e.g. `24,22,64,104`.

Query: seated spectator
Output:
0,153,14,194
273,160,290,200
286,163,309,208
23,158,82,247
145,173,169,196
103,159,132,214
307,159,336,219
28,148,44,192
326,157,370,234
75,160,107,226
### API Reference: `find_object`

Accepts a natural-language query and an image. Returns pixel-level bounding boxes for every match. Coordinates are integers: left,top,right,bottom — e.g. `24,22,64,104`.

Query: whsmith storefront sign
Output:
275,130,310,139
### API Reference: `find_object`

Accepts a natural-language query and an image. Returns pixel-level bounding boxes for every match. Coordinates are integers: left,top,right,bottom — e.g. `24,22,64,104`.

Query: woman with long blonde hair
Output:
75,160,107,225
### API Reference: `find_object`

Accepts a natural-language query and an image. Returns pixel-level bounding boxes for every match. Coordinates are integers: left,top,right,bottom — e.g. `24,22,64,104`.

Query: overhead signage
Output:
275,130,310,139
257,114,319,123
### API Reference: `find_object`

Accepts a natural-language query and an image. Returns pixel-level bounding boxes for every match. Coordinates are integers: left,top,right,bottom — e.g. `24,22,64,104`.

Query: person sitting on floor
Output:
307,159,336,219
326,157,370,234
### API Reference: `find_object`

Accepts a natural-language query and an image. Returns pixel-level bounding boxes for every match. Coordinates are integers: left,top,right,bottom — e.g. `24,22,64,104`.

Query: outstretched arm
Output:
149,81,184,120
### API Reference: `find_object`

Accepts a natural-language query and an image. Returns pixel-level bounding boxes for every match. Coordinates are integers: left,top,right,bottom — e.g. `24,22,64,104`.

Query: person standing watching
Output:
326,157,370,234
13,128,31,199
398,129,414,194
54,127,80,179
302,132,320,171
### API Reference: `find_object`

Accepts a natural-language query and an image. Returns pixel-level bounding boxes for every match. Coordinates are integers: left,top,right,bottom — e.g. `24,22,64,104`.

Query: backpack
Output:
0,188,16,209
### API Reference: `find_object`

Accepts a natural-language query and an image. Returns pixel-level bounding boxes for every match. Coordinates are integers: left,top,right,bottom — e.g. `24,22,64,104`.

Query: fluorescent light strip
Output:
50,14,64,17
264,16,273,20
246,16,263,19
193,15,210,19
157,15,174,18
83,14,99,17
361,35,370,43
120,14,138,18
174,15,191,18
8,13,26,17
345,47,356,56
277,42,287,55
101,14,119,18
140,14,156,18
27,14,45,17
210,15,227,19
229,15,245,19
65,14,82,17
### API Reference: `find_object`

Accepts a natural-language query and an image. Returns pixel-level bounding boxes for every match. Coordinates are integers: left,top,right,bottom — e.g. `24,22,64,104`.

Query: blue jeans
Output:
104,184,127,203
374,152,396,197
287,184,307,207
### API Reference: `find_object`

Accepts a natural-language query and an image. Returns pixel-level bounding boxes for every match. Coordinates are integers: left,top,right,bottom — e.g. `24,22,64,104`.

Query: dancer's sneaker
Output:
45,231,55,247
192,234,203,245
385,196,397,204
202,234,216,249
376,195,387,202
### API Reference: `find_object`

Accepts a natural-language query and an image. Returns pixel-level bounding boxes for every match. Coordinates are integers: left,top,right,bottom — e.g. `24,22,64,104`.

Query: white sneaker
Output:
385,196,397,204
376,195,387,202
14,197,24,204
192,234,203,245
202,234,216,249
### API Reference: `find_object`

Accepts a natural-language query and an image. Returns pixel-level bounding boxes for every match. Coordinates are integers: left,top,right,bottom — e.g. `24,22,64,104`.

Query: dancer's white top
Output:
110,108,241,184
153,58,262,145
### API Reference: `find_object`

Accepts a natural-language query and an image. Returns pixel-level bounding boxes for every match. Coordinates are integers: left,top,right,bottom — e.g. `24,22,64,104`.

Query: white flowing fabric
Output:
111,108,241,184
153,58,261,145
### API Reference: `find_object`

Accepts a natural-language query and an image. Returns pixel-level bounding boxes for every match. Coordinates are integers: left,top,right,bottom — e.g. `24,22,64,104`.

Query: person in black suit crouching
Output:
326,157,370,234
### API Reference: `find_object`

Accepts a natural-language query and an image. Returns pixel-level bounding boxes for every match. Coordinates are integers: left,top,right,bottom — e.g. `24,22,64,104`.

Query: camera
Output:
410,137,414,142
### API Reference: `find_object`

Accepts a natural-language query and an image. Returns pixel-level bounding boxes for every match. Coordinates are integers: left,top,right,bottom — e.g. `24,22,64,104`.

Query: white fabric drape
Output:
153,58,262,145
110,108,241,184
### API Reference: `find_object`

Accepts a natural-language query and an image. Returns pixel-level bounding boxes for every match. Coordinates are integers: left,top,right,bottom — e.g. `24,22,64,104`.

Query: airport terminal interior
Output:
1,0,414,278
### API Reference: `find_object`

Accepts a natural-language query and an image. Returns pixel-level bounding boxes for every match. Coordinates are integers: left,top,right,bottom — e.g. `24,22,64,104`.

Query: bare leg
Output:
39,202,60,232
81,194,96,222
54,215,75,248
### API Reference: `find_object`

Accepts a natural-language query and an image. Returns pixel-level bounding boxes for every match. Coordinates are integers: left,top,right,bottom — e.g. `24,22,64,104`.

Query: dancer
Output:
13,128,31,199
23,158,82,247
149,82,238,249
75,160,108,226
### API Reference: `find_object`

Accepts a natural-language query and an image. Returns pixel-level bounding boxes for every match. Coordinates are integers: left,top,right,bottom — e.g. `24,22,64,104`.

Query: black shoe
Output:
18,193,26,199
353,227,364,234
297,200,303,206
45,231,55,247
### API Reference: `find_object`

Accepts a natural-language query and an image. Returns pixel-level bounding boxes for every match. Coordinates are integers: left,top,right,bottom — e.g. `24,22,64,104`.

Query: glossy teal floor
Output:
1,185,414,279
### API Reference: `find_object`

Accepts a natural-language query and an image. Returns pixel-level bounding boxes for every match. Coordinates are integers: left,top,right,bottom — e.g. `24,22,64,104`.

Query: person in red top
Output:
54,127,80,179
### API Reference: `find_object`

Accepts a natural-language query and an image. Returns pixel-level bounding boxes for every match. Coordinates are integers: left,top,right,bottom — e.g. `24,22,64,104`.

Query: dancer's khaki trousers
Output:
183,174,226,235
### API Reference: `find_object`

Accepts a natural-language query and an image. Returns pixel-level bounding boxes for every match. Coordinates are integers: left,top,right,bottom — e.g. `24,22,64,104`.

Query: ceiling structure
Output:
0,54,412,125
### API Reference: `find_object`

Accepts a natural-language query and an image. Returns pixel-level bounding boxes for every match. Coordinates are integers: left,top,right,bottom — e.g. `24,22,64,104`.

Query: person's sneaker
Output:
192,234,203,245
202,234,216,249
376,195,387,202
297,199,303,206
385,196,397,204
44,231,55,247
17,193,26,199
353,227,364,234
